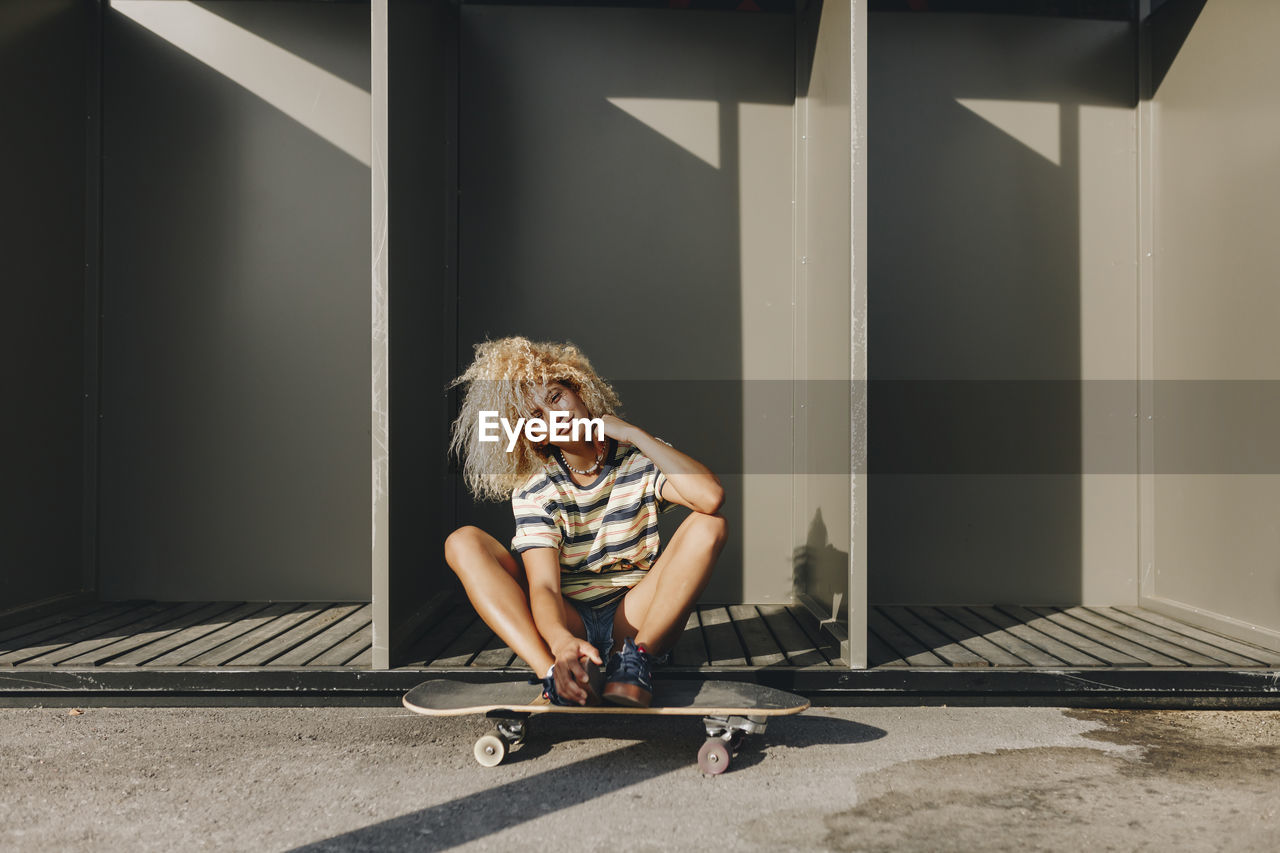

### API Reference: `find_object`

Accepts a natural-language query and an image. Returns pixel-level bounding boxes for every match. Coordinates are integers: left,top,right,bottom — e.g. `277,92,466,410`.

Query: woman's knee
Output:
445,526,522,583
688,513,729,551
444,525,487,570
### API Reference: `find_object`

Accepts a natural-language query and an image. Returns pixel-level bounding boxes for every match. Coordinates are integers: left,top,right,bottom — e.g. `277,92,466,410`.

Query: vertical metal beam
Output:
791,2,811,660
371,0,390,670
794,0,863,668
849,0,868,670
1136,0,1156,610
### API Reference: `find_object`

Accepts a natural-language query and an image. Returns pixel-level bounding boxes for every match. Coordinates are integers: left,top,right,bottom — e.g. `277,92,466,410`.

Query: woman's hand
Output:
551,638,603,705
599,414,639,446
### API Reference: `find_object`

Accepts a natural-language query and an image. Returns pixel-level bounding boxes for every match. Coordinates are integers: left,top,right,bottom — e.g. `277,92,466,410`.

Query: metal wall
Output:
453,6,797,604
791,0,859,659
383,0,460,663
1143,0,1280,646
868,12,1140,606
0,0,92,613
98,1,371,600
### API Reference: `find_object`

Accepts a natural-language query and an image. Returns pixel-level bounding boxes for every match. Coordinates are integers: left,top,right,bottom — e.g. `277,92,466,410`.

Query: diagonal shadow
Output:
286,741,669,852
289,715,887,851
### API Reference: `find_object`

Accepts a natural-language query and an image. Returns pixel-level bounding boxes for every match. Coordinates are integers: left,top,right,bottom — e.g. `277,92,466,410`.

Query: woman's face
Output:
532,381,590,446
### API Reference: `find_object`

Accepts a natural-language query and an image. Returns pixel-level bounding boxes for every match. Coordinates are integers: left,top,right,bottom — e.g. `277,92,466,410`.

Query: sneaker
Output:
603,637,654,707
531,660,603,707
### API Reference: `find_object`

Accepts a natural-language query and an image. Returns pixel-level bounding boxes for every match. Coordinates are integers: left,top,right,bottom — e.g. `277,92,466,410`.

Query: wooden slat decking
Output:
405,603,1276,670
868,605,1280,668
399,603,1280,670
0,602,372,668
403,603,844,669
3,601,1275,671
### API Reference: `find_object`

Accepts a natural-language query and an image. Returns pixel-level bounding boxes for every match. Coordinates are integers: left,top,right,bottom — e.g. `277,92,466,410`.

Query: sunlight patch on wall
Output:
114,0,371,166
606,97,720,169
956,98,1061,166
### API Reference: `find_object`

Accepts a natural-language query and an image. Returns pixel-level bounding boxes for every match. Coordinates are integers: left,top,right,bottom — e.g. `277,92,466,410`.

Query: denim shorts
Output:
571,594,624,661
569,593,670,665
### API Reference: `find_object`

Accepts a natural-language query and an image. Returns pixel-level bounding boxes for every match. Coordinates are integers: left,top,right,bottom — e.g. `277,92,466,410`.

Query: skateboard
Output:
403,678,809,775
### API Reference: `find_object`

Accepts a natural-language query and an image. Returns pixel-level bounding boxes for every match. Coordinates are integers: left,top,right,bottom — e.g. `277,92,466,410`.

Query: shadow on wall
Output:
1147,0,1208,96
868,12,1135,606
450,6,796,605
794,509,849,626
99,2,371,601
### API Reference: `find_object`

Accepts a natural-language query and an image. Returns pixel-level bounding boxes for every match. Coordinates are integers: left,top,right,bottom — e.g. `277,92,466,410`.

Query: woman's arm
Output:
601,416,724,515
523,547,601,705
525,547,576,652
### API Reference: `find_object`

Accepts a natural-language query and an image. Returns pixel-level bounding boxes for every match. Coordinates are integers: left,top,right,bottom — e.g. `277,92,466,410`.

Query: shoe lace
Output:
614,643,651,680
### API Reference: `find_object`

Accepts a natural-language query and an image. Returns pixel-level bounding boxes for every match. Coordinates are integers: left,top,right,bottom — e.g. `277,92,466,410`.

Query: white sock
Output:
545,664,555,679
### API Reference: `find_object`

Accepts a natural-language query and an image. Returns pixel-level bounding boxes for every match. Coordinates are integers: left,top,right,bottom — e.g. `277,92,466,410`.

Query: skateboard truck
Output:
473,711,767,774
495,717,526,745
698,714,767,776
473,711,530,767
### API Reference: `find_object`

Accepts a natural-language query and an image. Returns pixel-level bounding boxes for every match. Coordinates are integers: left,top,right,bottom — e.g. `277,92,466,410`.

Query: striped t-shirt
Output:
510,439,676,607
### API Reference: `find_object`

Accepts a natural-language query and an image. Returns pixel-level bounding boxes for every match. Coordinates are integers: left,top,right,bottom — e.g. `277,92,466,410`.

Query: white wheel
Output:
473,732,507,767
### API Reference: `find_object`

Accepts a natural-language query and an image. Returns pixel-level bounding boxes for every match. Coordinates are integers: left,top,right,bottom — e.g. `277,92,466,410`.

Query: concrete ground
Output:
1,703,1276,852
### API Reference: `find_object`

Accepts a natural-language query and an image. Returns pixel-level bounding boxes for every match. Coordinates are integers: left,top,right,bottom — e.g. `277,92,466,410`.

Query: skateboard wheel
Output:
473,732,507,767
697,739,730,776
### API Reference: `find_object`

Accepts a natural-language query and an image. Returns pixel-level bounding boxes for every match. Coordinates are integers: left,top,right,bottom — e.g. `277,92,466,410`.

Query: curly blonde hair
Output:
448,336,621,502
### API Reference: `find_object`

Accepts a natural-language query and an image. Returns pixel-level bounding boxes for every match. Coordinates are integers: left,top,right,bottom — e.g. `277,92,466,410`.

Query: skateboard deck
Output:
404,678,808,774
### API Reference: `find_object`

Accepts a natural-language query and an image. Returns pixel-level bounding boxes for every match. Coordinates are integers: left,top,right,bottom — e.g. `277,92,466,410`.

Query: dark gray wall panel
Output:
387,0,460,656
0,0,90,611
455,6,794,603
868,13,1137,605
99,2,370,600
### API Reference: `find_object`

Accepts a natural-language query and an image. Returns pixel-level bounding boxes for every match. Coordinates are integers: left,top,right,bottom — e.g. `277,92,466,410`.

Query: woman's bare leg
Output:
616,513,727,656
444,525,579,677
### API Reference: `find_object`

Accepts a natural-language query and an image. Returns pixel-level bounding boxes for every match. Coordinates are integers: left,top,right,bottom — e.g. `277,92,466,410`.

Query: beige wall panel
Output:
739,91,800,603
1149,0,1280,641
372,0,389,667
1079,102,1140,382
1153,2,1280,381
1079,96,1141,605
793,0,855,650
1149,476,1280,639
1081,475,1139,603
869,13,1138,606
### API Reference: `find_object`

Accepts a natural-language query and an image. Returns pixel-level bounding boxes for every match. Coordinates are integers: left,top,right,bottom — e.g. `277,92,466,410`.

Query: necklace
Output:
558,446,604,476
